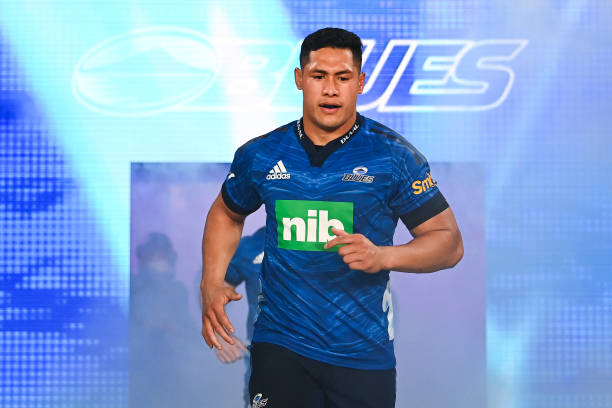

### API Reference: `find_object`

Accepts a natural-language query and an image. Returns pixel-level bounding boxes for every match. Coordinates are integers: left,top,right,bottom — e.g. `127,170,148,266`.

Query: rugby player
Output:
200,27,463,408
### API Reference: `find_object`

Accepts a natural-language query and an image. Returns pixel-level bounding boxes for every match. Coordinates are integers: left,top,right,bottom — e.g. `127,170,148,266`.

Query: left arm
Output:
324,207,463,274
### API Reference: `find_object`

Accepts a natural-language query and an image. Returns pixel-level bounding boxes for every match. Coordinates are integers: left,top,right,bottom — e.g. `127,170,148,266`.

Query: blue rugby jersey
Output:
221,113,448,369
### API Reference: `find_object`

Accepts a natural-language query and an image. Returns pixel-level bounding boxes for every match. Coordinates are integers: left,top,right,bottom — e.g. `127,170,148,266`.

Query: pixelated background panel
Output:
0,0,611,407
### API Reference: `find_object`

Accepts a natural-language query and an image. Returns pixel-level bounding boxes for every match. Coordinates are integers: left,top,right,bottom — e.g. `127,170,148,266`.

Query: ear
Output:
294,67,303,90
358,71,366,94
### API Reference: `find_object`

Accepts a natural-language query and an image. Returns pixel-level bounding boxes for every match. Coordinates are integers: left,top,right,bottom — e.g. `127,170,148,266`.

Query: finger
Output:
203,318,221,349
348,263,363,272
226,288,243,302
219,345,237,362
211,307,234,344
324,235,352,249
223,348,237,363
338,243,361,256
203,319,215,348
230,346,242,361
324,238,340,249
236,341,248,353
222,352,233,363
215,305,236,336
343,253,364,264
216,349,229,363
348,261,372,272
208,310,233,346
323,228,350,249
201,327,212,349
331,227,349,236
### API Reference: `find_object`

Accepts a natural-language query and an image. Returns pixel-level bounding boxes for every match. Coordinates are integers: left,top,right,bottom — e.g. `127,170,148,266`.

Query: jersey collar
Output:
294,113,364,167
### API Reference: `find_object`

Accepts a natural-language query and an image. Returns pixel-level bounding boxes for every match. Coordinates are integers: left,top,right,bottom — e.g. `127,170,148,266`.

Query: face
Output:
295,47,365,135
144,255,173,278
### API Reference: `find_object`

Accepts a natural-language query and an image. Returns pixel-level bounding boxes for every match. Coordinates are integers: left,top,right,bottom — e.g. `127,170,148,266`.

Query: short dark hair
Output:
136,232,177,265
300,27,363,70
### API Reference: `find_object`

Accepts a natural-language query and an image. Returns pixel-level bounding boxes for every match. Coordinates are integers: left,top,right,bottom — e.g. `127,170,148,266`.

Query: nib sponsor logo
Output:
275,200,353,251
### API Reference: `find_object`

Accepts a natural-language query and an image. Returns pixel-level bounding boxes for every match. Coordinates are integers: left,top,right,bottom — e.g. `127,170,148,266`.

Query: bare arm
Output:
200,192,247,349
324,207,463,274
384,207,463,273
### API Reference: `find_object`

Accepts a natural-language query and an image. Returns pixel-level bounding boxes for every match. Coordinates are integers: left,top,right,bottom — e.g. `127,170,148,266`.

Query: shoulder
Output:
234,121,297,160
361,115,427,166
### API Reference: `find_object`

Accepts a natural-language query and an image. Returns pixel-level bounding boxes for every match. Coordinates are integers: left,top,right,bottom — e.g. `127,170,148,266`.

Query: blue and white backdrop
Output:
0,1,611,407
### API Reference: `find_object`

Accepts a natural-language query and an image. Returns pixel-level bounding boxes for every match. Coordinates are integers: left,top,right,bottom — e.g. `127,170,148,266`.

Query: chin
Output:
316,115,346,131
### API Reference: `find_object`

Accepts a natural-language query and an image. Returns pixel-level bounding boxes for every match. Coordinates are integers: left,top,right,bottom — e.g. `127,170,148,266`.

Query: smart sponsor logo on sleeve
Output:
412,172,437,195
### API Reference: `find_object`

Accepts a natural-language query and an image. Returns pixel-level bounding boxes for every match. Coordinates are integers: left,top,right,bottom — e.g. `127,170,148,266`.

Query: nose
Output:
323,77,338,97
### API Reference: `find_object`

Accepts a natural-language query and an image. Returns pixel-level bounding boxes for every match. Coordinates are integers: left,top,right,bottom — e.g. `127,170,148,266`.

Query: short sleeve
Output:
388,147,449,230
221,145,262,215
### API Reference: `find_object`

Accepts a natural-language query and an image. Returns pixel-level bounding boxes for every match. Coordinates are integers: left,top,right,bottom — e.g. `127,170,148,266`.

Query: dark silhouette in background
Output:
130,229,265,408
130,233,204,407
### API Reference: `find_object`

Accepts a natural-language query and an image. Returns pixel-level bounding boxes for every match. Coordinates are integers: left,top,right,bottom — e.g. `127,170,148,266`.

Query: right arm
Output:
200,192,247,350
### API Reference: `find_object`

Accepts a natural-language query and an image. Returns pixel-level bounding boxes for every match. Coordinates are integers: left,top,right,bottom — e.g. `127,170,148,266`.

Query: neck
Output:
302,111,358,145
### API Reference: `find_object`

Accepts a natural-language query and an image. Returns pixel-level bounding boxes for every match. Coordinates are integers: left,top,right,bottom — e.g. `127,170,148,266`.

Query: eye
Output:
313,75,324,79
339,77,349,81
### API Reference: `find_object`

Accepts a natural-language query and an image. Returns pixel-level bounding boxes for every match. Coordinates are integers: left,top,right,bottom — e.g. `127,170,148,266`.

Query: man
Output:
131,233,200,407
201,28,463,408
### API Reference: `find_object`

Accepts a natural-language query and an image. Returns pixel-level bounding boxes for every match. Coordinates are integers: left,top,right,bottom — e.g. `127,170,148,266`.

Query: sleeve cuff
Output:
399,191,449,230
221,183,256,215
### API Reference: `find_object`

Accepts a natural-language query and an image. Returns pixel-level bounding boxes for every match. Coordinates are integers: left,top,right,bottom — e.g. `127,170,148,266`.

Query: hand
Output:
215,335,248,363
324,227,386,273
201,282,242,350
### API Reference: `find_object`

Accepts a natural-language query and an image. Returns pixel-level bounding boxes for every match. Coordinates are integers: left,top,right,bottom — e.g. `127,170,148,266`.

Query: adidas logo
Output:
266,160,291,180
252,251,264,264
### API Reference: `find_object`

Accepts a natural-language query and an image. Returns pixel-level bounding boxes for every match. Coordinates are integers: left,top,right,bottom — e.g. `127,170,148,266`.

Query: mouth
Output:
319,103,341,113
